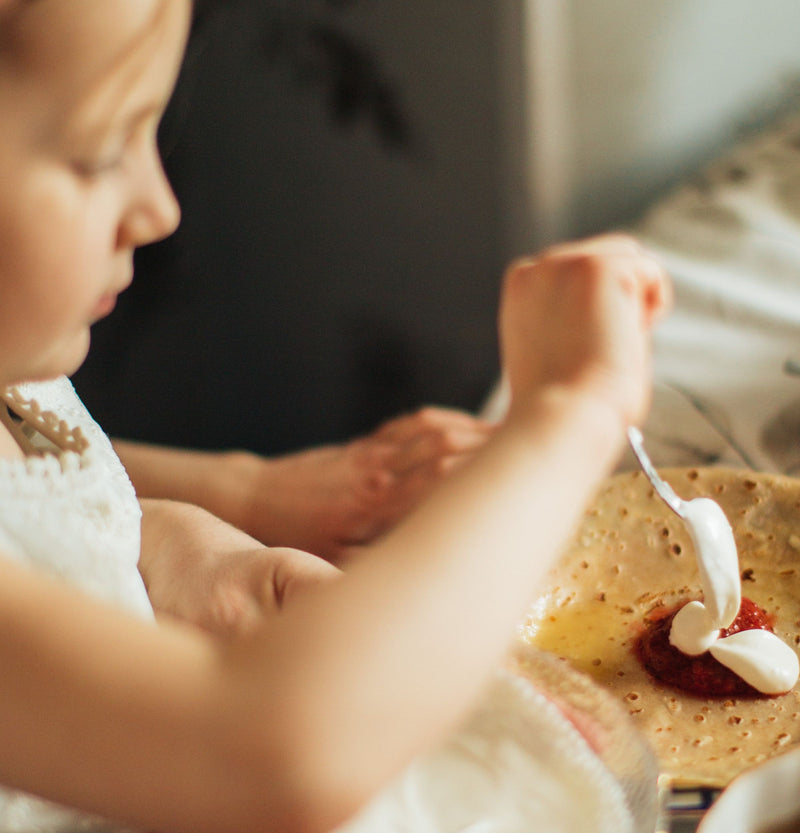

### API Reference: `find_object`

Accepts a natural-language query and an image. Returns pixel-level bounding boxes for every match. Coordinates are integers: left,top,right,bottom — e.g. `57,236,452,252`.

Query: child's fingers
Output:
374,407,493,444
643,257,673,326
558,246,670,330
385,427,490,477
615,249,671,329
535,232,646,262
509,233,670,326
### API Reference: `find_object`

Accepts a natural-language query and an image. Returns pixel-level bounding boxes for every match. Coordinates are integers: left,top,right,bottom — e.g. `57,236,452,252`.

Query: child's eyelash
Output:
72,154,124,179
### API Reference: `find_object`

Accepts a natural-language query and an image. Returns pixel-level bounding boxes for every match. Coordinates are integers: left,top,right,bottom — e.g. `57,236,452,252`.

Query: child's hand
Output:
499,234,670,429
116,407,493,566
235,407,494,563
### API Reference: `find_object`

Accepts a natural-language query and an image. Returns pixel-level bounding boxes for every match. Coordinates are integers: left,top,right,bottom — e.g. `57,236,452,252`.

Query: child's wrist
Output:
212,449,267,533
506,382,629,459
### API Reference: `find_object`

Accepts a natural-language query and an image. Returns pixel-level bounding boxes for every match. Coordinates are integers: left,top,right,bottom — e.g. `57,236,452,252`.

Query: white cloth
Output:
337,672,636,833
0,376,150,832
632,113,800,474
484,113,800,475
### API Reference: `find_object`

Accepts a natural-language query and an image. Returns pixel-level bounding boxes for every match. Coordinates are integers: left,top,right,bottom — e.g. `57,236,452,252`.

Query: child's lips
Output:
92,272,132,320
91,292,118,320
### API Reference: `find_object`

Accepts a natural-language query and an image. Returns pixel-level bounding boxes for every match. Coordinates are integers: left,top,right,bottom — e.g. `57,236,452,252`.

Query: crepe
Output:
518,467,800,789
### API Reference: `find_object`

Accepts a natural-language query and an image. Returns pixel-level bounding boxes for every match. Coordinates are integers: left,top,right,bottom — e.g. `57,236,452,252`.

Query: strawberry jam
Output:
637,598,775,697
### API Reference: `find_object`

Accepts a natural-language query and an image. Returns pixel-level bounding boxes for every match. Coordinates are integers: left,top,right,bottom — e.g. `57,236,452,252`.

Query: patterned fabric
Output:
484,113,800,477
629,113,800,474
338,671,637,833
0,376,148,832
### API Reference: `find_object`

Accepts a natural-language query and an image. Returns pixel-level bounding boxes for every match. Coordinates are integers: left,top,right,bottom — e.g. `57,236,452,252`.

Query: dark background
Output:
73,1,507,455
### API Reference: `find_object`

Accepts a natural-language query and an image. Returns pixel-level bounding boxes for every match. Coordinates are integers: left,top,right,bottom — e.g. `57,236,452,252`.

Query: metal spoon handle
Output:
626,426,686,517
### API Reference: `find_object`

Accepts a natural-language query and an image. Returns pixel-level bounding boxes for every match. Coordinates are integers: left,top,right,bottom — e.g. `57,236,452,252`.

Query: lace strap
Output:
0,386,89,455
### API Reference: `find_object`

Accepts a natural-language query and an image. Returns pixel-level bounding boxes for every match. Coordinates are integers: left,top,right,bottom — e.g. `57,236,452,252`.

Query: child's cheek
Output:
30,166,118,279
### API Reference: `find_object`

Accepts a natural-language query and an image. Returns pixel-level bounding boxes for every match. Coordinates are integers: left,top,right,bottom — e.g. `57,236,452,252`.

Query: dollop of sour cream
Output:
710,630,800,696
667,496,799,695
669,600,719,656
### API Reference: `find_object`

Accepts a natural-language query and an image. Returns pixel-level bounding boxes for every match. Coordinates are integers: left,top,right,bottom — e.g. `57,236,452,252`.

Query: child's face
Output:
0,0,191,386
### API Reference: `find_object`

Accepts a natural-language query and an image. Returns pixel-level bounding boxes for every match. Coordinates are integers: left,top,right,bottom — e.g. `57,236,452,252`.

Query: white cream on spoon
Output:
668,497,739,655
627,428,799,695
680,497,740,629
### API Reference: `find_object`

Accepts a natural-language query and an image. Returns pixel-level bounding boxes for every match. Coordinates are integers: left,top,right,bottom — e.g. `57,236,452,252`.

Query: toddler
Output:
0,1,669,831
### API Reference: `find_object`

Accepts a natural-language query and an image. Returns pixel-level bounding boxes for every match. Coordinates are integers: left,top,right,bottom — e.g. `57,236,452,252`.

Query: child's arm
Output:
113,405,493,563
0,235,668,833
137,497,341,636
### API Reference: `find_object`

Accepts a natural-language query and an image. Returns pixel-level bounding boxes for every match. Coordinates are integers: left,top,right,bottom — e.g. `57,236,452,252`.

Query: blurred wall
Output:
511,0,800,248
74,1,508,454
73,1,800,454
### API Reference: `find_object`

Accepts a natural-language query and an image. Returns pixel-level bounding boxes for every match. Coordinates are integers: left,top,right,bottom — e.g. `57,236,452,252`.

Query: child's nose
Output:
118,159,181,250
149,169,181,242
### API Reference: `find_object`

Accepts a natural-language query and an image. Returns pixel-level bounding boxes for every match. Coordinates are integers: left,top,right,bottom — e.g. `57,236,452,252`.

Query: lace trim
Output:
0,386,90,464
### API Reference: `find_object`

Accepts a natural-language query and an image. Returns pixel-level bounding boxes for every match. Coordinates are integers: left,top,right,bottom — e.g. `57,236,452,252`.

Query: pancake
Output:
518,467,800,789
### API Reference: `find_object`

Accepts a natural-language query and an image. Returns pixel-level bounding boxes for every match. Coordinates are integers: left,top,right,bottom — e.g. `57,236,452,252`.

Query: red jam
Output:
636,597,775,697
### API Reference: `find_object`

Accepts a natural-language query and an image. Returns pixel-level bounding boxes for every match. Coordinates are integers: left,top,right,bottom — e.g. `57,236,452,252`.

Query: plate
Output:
520,467,800,790
697,746,800,832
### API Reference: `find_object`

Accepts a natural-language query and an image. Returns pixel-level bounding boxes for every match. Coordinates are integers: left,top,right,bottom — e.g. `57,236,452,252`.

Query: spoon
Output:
625,426,797,693
626,425,740,630
626,426,684,517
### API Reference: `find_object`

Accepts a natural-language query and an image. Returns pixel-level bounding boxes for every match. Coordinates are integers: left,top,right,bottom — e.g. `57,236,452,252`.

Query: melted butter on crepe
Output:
519,468,800,789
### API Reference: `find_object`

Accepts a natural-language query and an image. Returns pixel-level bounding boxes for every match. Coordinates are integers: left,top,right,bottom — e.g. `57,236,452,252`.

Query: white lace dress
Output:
0,376,151,832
